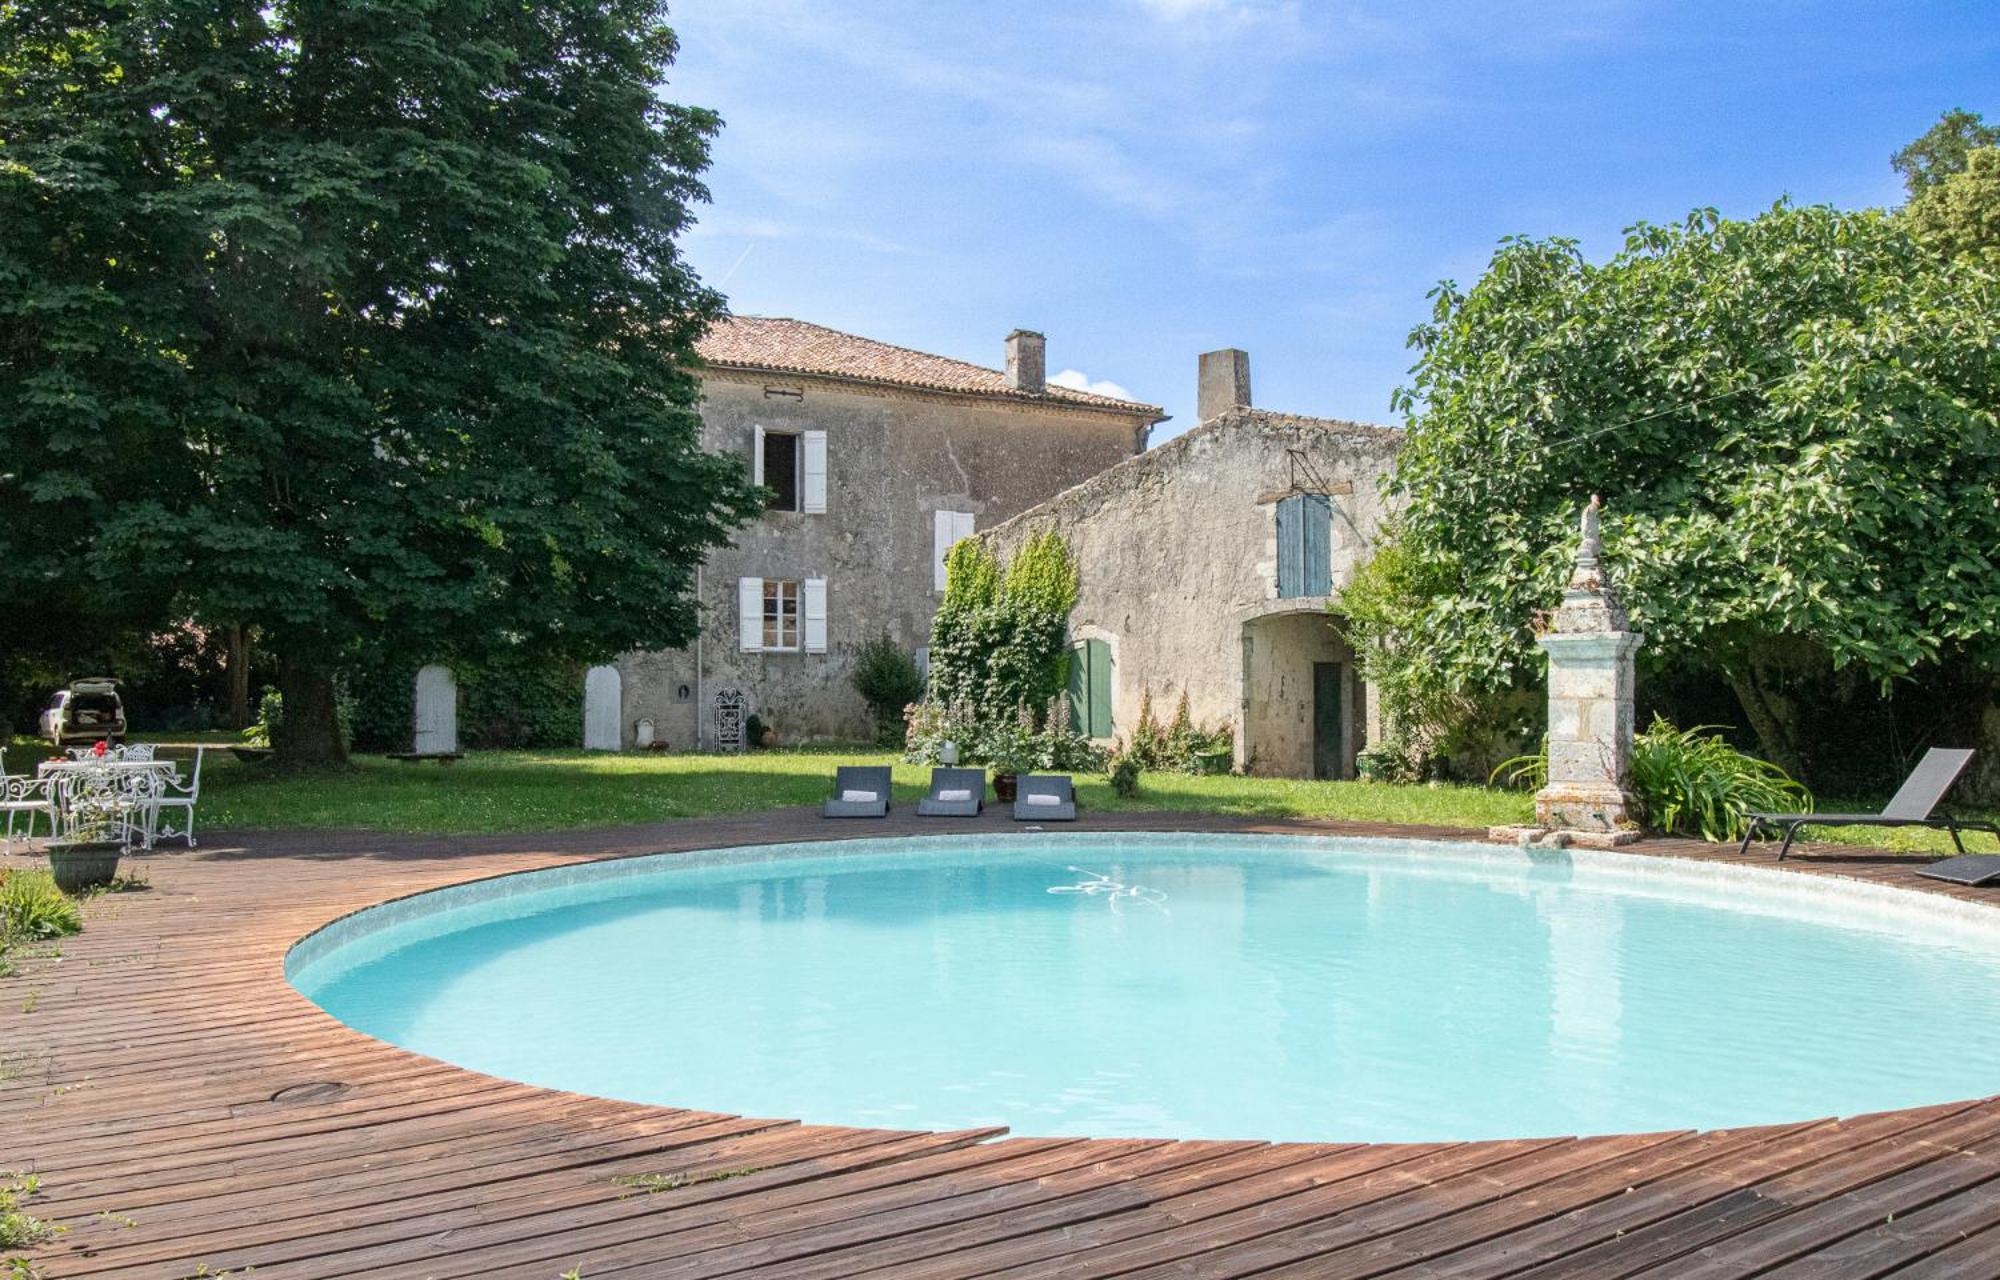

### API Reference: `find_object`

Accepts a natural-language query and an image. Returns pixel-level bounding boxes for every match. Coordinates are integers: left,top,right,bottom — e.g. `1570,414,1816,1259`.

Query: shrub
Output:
1,870,81,942
1107,754,1141,798
850,634,925,747
905,696,1104,773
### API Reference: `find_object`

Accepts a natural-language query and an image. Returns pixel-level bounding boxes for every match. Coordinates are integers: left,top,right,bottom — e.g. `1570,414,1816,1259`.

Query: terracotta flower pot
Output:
993,773,1018,802
47,840,123,894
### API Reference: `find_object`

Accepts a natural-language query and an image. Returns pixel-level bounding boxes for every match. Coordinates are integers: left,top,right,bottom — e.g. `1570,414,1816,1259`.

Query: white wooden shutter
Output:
752,425,765,486
802,577,828,653
801,430,828,514
738,577,764,652
933,511,976,591
933,511,954,591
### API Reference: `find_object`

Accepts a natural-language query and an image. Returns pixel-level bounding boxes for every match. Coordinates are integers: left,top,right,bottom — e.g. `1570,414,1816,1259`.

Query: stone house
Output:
605,317,1165,750
980,350,1403,779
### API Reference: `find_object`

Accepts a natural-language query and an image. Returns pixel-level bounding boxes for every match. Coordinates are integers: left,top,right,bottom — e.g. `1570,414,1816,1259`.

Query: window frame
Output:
762,579,802,651
760,429,803,513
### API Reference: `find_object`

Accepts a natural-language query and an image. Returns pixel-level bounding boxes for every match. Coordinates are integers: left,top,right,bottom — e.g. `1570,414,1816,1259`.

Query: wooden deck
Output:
7,809,2000,1279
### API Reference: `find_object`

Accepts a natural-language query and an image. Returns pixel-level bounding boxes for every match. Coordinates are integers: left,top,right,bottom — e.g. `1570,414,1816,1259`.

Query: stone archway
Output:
1237,604,1362,779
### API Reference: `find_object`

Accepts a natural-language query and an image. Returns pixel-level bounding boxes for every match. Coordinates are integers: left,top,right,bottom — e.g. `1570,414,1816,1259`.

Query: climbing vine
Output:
927,532,1079,726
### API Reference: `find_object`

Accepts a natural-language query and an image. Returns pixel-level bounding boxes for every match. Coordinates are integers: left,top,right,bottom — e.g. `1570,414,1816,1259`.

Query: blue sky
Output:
665,1,1997,439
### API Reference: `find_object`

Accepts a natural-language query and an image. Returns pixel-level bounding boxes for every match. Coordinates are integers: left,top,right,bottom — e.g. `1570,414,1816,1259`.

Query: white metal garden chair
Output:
122,744,156,761
1,750,64,850
149,747,203,848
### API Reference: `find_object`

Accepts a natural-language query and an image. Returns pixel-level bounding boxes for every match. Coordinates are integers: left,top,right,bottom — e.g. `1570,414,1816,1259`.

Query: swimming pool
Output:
287,833,2000,1143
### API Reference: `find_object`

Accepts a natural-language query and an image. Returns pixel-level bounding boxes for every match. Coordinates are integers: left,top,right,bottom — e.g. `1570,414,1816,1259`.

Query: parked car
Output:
40,678,127,746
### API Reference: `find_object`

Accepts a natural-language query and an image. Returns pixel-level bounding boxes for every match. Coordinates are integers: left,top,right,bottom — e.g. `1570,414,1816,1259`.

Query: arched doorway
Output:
1238,606,1362,779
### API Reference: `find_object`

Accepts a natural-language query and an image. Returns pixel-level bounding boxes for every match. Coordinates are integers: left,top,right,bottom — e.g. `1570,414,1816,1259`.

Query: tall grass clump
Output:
1,869,82,943
1630,718,1811,841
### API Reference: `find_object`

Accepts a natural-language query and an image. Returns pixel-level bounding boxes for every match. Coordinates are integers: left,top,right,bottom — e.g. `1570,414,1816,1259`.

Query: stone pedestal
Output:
1492,497,1645,847
1535,631,1642,833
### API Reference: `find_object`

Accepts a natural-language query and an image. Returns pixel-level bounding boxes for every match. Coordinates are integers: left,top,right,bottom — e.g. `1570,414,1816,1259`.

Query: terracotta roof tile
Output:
695,316,1164,419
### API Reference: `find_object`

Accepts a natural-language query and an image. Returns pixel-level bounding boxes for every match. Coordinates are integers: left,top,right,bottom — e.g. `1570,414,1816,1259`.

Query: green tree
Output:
0,0,761,764
1347,203,2000,781
1892,108,2000,196
1905,147,2000,260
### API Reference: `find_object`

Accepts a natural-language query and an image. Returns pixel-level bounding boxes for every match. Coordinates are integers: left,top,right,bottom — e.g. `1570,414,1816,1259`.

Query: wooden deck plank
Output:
8,808,2000,1279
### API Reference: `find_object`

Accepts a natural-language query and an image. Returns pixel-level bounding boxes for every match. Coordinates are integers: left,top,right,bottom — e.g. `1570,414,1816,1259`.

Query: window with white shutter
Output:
933,510,976,592
802,577,828,654
801,431,828,514
737,577,764,652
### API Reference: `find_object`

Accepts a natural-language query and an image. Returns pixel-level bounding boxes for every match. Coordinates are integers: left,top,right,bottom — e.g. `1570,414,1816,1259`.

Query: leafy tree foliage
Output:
1893,108,2000,196
1346,203,2000,781
1905,147,2000,260
0,0,761,764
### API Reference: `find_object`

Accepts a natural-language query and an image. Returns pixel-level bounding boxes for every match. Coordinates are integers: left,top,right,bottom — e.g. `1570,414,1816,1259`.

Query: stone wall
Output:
618,371,1149,749
981,408,1403,777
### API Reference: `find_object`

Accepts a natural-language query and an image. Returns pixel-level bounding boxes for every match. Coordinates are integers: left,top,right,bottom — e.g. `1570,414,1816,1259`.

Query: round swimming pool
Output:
287,834,2000,1143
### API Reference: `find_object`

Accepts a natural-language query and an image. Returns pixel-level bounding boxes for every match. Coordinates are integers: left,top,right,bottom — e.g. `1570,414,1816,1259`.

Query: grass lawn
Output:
4,738,1983,855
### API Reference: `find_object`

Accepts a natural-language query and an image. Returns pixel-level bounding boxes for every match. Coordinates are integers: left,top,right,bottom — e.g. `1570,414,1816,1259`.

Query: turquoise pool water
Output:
289,834,2000,1143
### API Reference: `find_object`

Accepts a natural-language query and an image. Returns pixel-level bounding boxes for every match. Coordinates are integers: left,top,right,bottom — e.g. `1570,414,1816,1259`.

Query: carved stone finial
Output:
1554,495,1628,633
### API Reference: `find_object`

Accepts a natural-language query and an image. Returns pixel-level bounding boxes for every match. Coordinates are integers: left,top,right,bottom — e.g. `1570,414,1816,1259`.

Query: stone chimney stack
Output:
1197,348,1251,422
1005,329,1046,393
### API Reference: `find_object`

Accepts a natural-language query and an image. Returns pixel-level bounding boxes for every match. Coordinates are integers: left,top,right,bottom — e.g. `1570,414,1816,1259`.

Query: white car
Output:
39,678,128,746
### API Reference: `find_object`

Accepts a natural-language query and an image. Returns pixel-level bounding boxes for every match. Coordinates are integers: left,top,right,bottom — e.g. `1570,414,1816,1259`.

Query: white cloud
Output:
1049,369,1136,402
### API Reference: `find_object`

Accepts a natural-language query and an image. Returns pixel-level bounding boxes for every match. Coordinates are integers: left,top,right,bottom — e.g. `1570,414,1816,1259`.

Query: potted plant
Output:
985,722,1034,802
45,787,126,894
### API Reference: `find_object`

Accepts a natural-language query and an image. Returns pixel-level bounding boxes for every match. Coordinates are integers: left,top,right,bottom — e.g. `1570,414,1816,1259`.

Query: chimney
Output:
1197,348,1251,422
1005,329,1046,393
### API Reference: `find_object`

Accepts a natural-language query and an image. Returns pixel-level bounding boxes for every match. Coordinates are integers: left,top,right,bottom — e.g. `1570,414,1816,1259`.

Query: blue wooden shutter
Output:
1087,640,1113,738
1303,495,1332,596
1276,496,1303,597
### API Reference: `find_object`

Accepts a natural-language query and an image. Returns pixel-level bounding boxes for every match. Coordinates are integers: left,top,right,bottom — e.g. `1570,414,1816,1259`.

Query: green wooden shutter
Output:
1303,495,1332,596
1276,496,1303,597
1066,644,1088,735
1087,639,1113,738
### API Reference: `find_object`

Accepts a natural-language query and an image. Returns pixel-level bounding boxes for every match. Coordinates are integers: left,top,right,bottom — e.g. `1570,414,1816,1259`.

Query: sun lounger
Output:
822,765,891,818
1739,748,1998,860
917,767,985,817
1012,773,1077,822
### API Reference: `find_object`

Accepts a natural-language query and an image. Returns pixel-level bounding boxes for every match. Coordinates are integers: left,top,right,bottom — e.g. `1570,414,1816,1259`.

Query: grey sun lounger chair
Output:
1738,747,1998,861
822,765,891,819
917,767,985,817
1012,773,1077,822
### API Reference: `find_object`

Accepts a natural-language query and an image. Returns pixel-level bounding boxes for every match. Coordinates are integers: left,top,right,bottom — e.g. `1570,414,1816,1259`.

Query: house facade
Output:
980,349,1404,779
607,317,1165,750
